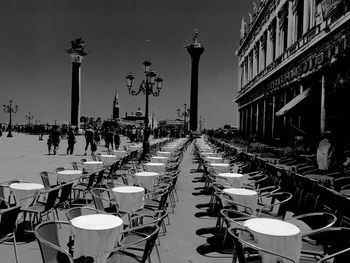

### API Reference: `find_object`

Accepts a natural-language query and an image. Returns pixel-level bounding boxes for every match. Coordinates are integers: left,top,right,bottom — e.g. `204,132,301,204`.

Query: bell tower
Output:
113,89,120,120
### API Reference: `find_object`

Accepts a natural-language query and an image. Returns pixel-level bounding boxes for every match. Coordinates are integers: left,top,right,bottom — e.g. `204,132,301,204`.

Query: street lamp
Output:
126,60,163,159
177,103,190,133
25,112,34,125
3,100,18,137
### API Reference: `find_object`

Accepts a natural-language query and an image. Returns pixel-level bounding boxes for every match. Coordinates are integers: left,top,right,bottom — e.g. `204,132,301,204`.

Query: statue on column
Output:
192,29,199,45
66,38,87,56
240,18,247,38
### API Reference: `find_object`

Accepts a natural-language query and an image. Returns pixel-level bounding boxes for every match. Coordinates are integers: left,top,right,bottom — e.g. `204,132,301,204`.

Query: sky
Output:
0,0,253,129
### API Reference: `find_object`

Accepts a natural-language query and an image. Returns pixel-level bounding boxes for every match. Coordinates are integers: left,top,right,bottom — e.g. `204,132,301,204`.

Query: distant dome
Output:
135,108,143,116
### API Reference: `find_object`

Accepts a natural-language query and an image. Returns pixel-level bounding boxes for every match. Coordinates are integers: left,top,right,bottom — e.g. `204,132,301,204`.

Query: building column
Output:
287,0,294,47
275,16,280,57
250,104,254,137
266,29,272,66
238,109,242,133
259,38,264,72
271,95,276,139
238,62,243,90
252,46,257,77
303,0,310,34
262,98,266,139
256,102,259,136
320,74,326,134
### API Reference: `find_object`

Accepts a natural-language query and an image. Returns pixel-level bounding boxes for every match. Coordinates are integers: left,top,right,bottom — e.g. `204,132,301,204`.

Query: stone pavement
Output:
0,133,233,263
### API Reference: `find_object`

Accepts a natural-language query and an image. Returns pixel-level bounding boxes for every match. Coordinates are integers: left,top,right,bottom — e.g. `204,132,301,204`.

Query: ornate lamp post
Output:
177,103,190,132
25,112,34,125
126,60,163,159
3,100,18,137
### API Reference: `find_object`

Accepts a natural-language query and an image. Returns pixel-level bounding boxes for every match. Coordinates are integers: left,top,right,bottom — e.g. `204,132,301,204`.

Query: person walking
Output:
114,128,120,150
47,134,53,155
66,127,77,155
51,125,61,155
105,127,114,151
84,125,94,156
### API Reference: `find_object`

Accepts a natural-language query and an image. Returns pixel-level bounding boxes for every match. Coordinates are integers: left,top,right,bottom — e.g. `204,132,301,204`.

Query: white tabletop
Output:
10,183,44,190
223,188,257,196
244,218,301,263
71,214,123,263
9,183,44,208
100,154,116,158
112,186,145,213
112,186,145,194
84,161,103,164
71,214,123,230
206,156,222,160
218,173,244,178
157,151,171,154
244,218,300,236
151,156,168,160
135,172,159,177
210,163,229,167
57,170,82,175
134,172,159,191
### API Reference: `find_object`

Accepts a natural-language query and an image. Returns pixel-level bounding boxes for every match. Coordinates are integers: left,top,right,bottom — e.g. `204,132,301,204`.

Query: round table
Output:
57,170,82,183
134,172,159,192
151,156,168,164
112,186,145,213
143,162,165,173
112,150,127,159
244,218,301,263
162,146,176,152
205,156,224,163
9,183,44,208
222,188,258,215
157,151,171,157
70,214,123,263
209,163,230,174
83,161,103,174
216,173,244,187
99,154,118,166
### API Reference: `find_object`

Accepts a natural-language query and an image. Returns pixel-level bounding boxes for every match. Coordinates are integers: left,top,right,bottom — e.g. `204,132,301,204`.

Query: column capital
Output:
70,53,84,63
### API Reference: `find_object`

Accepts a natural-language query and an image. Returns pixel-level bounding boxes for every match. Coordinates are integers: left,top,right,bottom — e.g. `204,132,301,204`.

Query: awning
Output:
275,88,311,117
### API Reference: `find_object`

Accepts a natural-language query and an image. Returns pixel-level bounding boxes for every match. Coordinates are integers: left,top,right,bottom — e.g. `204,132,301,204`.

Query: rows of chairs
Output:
202,137,350,262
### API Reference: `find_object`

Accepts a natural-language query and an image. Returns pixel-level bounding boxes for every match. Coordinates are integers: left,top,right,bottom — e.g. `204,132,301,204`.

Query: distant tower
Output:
186,29,204,131
66,38,87,127
113,89,120,120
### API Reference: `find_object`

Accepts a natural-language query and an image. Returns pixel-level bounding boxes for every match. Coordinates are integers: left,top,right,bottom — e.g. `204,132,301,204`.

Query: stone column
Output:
238,62,243,90
69,54,84,127
256,102,259,136
253,46,257,77
275,15,280,57
262,98,266,139
266,29,272,66
303,0,310,34
250,104,254,137
186,38,204,131
320,74,326,134
287,0,294,47
259,38,264,72
271,95,276,139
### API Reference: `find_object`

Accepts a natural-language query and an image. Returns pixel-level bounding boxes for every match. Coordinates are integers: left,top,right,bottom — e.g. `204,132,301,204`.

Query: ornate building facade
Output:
235,0,350,147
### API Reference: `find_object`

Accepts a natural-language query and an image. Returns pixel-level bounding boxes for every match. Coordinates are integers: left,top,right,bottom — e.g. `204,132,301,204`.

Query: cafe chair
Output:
256,192,293,218
71,172,97,205
285,212,337,247
21,187,60,230
219,208,255,246
228,226,296,263
98,225,160,263
300,227,350,262
65,206,105,221
40,171,59,190
34,220,74,263
90,188,119,216
54,182,74,218
0,206,21,263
